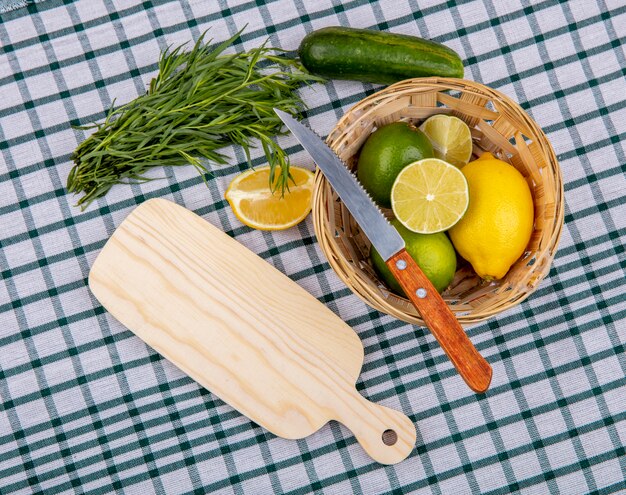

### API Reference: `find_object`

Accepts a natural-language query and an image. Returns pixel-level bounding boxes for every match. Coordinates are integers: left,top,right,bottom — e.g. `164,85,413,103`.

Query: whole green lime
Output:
357,122,434,208
371,219,456,295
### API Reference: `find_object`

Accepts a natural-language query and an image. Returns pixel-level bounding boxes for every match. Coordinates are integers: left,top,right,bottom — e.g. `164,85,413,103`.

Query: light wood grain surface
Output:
89,199,416,464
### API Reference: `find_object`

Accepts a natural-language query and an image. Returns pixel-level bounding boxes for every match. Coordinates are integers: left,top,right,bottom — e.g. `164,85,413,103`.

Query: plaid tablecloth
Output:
1,0,625,493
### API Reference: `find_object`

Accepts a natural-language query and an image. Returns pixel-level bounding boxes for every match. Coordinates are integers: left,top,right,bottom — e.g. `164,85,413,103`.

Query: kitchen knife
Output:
275,109,492,393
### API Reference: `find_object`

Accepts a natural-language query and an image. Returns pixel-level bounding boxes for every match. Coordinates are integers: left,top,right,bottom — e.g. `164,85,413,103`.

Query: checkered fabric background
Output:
1,0,625,493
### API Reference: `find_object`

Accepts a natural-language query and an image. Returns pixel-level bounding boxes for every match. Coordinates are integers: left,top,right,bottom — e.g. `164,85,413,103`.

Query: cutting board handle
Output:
332,389,416,464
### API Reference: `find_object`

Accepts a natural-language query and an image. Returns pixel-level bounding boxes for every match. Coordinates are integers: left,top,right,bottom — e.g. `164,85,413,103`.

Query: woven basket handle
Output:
386,249,492,393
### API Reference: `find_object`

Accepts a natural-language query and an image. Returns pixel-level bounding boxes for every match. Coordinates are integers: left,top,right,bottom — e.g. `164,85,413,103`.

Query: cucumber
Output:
298,27,464,85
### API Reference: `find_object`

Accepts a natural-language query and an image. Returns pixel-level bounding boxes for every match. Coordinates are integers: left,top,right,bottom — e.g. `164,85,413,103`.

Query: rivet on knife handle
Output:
387,249,493,393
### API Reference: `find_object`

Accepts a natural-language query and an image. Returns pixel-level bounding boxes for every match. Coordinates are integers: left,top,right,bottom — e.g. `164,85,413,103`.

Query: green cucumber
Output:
298,27,464,85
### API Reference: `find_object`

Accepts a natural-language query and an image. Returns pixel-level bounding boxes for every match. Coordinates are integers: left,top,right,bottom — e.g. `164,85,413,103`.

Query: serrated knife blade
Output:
274,109,404,261
275,108,493,394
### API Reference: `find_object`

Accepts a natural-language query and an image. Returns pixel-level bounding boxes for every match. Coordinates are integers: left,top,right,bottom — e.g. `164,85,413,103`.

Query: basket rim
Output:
312,77,565,326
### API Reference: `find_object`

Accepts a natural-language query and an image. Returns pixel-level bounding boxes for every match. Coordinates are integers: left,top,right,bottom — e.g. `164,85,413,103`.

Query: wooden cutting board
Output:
89,198,415,464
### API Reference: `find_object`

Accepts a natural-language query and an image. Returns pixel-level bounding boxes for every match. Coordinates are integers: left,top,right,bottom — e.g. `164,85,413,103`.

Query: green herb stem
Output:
67,30,321,208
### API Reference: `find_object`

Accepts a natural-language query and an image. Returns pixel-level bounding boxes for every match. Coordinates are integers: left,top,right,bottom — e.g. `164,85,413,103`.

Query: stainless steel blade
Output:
275,109,404,261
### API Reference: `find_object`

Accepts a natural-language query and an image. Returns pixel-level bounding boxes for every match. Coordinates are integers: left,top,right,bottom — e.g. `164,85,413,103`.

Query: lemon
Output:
357,122,434,208
419,115,473,167
371,219,456,295
448,153,534,280
391,158,469,234
225,166,314,230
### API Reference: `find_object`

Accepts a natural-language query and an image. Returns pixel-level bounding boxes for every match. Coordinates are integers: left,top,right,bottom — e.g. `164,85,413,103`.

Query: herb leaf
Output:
67,30,321,208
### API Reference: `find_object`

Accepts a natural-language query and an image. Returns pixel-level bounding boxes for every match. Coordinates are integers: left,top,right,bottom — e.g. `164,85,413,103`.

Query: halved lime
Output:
419,114,473,167
391,158,469,234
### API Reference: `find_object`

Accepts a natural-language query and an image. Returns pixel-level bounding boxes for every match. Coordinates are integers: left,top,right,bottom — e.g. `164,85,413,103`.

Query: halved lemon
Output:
419,114,473,167
391,158,469,234
225,166,314,231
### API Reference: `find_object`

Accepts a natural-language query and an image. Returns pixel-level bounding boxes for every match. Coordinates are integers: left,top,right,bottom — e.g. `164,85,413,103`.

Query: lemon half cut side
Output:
225,166,315,231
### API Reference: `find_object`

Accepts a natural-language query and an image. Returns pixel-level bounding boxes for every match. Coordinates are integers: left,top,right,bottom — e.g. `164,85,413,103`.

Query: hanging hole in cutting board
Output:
382,429,398,446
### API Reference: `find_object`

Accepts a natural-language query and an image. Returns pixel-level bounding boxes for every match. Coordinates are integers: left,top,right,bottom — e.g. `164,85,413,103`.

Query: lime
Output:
370,219,456,295
391,158,469,234
357,122,434,208
419,115,473,167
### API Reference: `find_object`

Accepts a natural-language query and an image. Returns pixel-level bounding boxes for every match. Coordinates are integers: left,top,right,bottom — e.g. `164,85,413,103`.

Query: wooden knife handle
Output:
386,249,492,393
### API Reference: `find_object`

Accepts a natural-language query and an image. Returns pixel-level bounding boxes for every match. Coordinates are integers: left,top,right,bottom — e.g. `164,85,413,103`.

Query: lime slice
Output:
391,158,469,234
419,115,473,167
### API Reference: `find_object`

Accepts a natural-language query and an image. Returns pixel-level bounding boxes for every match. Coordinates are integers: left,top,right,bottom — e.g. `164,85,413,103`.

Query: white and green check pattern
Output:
1,0,625,493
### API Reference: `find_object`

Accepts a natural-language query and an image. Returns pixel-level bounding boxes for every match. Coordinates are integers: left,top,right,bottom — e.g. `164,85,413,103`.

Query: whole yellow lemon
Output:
449,153,534,280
